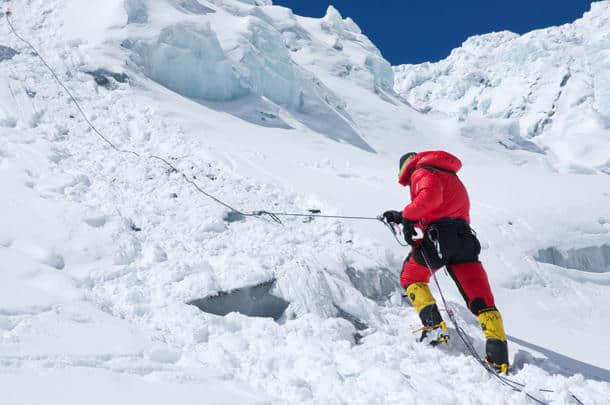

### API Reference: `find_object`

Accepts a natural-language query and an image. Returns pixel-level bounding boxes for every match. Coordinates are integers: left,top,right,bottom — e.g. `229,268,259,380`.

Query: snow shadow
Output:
0,45,18,62
188,279,289,321
85,69,128,90
196,96,293,130
535,245,610,273
345,266,400,303
509,335,610,383
334,305,368,344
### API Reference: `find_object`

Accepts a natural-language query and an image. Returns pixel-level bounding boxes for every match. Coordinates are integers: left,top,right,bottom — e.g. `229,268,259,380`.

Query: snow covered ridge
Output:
394,1,610,173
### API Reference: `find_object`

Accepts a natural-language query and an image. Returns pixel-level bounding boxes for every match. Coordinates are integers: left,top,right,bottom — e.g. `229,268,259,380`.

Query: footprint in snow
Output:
0,236,13,248
15,243,65,270
84,216,108,228
0,117,17,128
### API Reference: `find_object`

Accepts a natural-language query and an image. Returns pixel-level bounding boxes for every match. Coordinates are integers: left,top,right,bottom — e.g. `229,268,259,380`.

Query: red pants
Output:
401,256,496,315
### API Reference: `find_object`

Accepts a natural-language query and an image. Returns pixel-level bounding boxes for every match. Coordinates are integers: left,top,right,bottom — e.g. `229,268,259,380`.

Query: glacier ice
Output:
130,7,374,151
171,0,216,14
365,55,394,92
393,5,610,171
536,245,610,273
125,0,148,24
345,266,400,302
321,6,362,36
188,280,290,321
132,22,248,101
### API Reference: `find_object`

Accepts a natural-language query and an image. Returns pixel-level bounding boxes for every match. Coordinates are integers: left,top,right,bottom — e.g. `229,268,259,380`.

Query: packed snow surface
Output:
1,0,610,404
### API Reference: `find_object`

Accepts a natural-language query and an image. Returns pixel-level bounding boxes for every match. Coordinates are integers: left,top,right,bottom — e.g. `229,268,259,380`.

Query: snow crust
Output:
1,0,610,403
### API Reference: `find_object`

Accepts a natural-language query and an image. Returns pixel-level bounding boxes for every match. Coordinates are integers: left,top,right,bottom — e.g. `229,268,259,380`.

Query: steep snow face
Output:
394,2,610,173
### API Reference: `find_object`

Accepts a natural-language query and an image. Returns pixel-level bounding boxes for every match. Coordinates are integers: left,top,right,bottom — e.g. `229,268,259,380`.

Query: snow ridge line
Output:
419,249,584,405
3,10,388,230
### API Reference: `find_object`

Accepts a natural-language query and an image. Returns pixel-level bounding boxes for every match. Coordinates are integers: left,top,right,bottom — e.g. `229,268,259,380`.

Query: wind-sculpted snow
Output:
394,2,610,173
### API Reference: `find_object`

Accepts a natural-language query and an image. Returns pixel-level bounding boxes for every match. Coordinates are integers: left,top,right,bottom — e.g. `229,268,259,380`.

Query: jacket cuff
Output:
402,207,417,222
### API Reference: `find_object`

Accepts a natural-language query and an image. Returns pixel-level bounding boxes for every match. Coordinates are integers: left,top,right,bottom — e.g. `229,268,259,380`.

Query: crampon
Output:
484,358,509,375
414,321,449,347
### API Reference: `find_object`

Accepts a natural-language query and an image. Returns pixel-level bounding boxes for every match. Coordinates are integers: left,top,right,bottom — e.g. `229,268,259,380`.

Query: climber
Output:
383,151,509,374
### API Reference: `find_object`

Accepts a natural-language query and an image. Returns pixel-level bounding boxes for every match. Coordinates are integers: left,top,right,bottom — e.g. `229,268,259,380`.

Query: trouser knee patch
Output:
470,297,488,315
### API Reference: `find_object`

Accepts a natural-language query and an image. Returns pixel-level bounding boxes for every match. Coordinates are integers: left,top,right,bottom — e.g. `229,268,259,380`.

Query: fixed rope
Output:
3,10,388,227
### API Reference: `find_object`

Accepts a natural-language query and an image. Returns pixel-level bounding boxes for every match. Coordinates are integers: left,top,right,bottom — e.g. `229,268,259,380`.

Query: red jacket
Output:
398,151,470,229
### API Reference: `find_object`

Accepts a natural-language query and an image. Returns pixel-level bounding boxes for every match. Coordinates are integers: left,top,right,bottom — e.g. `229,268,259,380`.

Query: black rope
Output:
252,211,383,225
3,11,389,228
5,11,139,158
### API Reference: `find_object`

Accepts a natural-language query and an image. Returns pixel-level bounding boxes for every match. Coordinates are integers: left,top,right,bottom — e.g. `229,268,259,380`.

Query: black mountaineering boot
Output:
485,339,509,373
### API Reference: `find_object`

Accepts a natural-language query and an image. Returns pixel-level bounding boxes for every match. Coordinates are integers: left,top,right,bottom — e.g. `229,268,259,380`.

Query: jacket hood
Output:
398,151,462,186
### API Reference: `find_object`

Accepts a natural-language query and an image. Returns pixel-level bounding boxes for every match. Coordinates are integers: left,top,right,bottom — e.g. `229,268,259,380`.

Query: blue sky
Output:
272,0,594,65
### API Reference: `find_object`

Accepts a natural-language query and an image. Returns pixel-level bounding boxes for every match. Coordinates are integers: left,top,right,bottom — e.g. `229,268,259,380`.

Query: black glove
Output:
382,210,403,224
402,219,417,246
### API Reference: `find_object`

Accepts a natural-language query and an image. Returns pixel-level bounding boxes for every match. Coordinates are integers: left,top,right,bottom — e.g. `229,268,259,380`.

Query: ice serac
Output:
318,5,396,97
171,0,216,14
234,15,370,151
393,2,610,172
132,22,248,101
128,0,374,152
536,245,610,273
125,0,148,24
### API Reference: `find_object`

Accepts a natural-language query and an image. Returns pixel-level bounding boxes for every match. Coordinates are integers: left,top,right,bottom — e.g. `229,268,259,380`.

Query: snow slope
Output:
1,0,610,403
